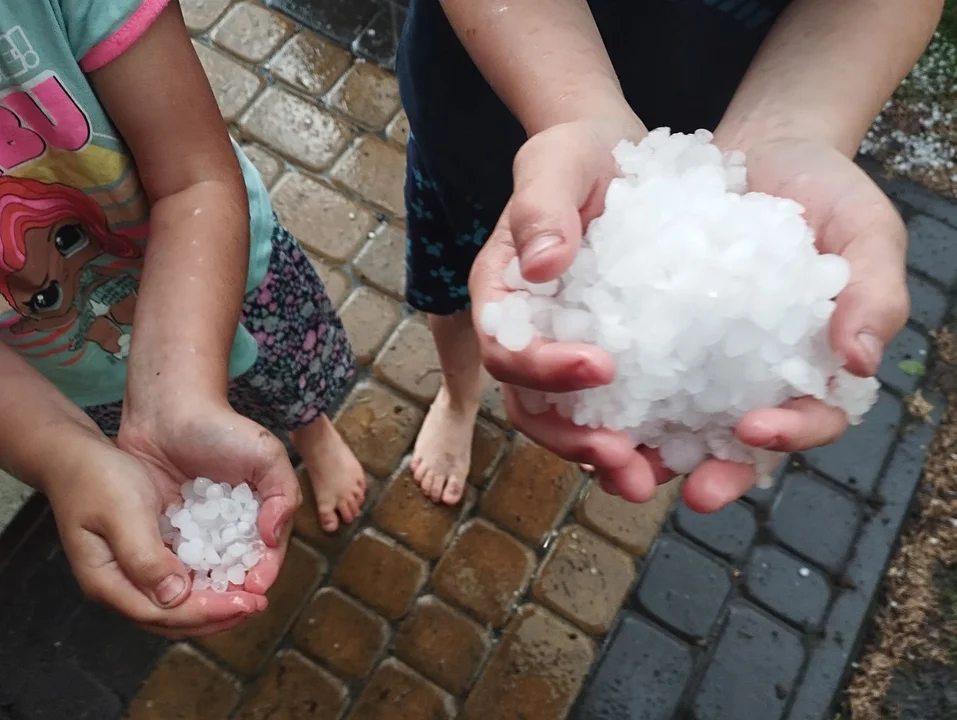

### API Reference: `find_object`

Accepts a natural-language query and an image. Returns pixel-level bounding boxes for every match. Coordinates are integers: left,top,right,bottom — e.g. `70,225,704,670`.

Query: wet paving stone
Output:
634,534,731,640
907,273,950,329
267,31,352,96
745,545,831,629
768,469,863,573
531,525,636,635
673,500,756,561
294,587,389,679
265,0,381,45
802,390,902,494
575,477,682,557
906,214,957,289
574,612,693,720
461,604,594,720
234,650,348,720
346,658,456,720
692,603,805,720
394,595,491,695
879,325,930,394
352,4,407,69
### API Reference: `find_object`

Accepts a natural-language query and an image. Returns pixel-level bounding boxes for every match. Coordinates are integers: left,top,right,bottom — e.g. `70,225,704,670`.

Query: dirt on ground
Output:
860,17,957,200
843,328,957,720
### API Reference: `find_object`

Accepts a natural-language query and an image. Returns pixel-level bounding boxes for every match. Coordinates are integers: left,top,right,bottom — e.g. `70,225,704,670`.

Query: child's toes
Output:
442,475,465,505
318,502,340,533
337,497,357,524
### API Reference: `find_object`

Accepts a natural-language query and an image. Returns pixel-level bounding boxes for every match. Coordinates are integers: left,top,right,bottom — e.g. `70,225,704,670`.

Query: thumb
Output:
103,510,190,609
510,126,613,283
829,244,909,378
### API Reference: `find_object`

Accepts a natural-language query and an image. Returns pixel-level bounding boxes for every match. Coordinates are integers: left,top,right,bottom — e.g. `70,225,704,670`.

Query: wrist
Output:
521,82,642,139
714,103,844,156
20,421,111,496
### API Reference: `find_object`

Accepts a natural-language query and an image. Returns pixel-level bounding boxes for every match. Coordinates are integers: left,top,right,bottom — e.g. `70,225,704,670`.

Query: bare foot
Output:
293,416,367,533
411,385,477,505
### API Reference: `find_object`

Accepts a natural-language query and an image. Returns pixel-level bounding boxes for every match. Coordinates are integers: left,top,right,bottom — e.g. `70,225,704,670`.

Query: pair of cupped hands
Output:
52,110,907,639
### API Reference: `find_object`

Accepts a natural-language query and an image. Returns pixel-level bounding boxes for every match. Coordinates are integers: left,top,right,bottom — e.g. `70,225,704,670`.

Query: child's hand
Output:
48,436,267,639
117,399,302,597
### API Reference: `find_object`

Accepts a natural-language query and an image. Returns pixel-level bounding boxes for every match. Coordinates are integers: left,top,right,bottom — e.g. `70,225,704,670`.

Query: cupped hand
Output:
117,398,302,598
470,122,908,512
48,434,270,639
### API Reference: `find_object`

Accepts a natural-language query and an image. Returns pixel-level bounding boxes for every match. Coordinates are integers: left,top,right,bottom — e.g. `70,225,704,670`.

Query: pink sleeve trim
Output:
79,0,172,72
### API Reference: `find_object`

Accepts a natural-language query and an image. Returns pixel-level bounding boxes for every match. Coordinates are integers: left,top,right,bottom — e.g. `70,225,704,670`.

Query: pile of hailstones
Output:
159,478,265,593
480,128,880,487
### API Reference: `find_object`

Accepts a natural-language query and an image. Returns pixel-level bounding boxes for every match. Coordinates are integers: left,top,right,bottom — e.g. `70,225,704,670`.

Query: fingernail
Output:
857,332,883,372
155,574,187,606
522,234,562,262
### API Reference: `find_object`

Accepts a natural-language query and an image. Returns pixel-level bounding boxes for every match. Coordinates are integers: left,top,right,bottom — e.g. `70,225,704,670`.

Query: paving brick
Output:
394,595,491,695
272,172,378,263
574,612,693,720
575,476,682,556
371,464,472,559
388,110,411,146
674,499,757,561
785,403,940,720
332,528,428,619
211,2,292,62
481,435,583,546
330,62,401,129
745,545,831,629
908,273,950,329
267,32,352,95
241,143,284,189
884,177,957,229
469,417,508,488
769,469,862,573
353,6,407,69
14,661,121,720
432,518,536,627
269,0,381,45
480,373,510,426
634,534,731,640
293,587,389,679
354,224,406,300
373,315,442,402
242,87,355,172
193,42,263,123
233,649,348,720
906,214,957,288
462,604,595,720
62,600,167,701
347,658,456,720
182,0,231,31
879,325,930,394
745,456,789,506
692,603,805,720
332,136,406,216
334,381,424,477
198,540,326,677
532,525,636,635
340,287,402,365
308,257,351,309
293,465,378,554
127,644,240,720
803,390,902,494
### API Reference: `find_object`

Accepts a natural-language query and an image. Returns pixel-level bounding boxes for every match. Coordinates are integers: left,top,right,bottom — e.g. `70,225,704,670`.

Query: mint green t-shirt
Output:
0,0,274,407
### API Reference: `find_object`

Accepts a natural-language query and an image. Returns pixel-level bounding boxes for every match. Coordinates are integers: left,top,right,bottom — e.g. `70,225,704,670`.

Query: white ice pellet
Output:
162,479,265,593
481,128,881,483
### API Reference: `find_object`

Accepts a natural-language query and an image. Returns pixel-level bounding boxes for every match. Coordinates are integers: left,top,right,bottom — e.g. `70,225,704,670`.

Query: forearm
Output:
126,179,248,403
718,0,943,155
440,0,638,134
0,343,107,492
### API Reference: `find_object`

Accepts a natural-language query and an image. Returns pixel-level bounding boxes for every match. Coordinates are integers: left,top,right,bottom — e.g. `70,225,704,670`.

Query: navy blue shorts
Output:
403,135,501,316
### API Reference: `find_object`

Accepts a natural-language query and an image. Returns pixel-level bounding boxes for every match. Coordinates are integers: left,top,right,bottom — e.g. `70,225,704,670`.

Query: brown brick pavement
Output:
127,2,684,716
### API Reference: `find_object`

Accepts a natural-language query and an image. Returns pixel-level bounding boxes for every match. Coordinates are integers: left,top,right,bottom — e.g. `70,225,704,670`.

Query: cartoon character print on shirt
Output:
0,176,144,363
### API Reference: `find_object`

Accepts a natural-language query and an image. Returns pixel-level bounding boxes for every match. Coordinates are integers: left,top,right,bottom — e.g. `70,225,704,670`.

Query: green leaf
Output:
898,359,926,377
